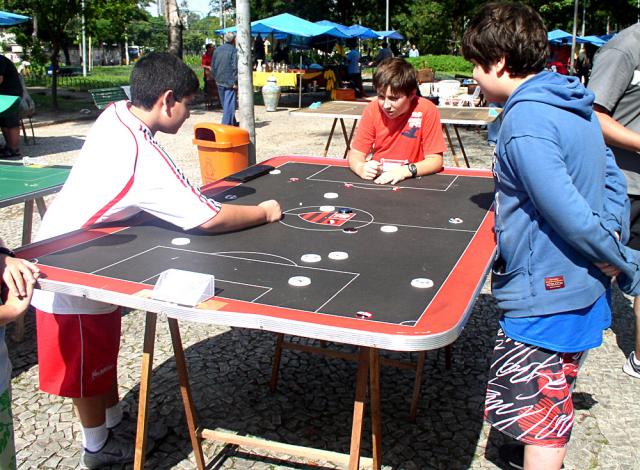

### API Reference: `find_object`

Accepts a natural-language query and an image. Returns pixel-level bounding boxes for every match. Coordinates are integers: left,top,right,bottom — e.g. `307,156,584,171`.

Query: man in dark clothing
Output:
372,41,393,66
0,55,23,159
212,32,238,126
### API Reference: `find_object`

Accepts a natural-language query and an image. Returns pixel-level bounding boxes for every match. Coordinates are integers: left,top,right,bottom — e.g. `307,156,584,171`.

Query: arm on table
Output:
373,153,443,185
1,238,39,298
199,200,281,233
347,148,381,180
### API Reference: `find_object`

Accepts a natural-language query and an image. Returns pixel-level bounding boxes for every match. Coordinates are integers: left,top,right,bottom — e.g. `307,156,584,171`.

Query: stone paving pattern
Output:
2,97,639,469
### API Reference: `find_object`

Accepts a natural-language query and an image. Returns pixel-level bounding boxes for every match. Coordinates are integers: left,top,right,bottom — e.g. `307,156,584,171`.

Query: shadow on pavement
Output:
118,293,499,469
21,135,86,158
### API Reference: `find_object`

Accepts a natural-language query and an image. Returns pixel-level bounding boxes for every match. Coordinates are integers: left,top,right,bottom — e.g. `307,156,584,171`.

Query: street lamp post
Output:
385,0,389,31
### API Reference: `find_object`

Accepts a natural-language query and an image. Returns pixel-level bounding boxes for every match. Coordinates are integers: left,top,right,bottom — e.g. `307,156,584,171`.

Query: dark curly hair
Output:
462,2,548,78
130,52,199,110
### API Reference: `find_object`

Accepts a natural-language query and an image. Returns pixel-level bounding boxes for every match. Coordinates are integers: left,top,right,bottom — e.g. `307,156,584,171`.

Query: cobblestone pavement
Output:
2,101,639,469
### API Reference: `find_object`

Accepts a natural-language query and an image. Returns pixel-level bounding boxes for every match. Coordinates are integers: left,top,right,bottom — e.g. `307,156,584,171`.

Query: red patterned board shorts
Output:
484,328,584,447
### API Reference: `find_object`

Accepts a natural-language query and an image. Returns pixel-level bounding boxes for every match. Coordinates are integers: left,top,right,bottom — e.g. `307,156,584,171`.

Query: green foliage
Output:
407,55,473,77
395,1,450,55
129,15,167,52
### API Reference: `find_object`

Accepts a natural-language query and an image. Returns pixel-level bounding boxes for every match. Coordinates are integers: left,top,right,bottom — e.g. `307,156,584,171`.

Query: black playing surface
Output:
34,162,493,326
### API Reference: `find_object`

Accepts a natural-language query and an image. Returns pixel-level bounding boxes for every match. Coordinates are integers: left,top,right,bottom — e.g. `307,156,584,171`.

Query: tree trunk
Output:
62,42,71,65
236,0,256,165
165,0,183,58
51,42,60,110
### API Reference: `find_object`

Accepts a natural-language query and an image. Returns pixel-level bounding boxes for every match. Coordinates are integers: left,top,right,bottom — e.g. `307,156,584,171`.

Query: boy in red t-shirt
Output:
348,58,446,185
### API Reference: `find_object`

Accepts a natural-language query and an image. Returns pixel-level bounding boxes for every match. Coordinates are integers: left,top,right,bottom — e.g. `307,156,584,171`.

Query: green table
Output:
0,161,71,245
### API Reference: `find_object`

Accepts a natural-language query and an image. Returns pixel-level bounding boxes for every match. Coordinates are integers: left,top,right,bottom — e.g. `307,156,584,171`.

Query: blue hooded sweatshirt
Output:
492,71,640,318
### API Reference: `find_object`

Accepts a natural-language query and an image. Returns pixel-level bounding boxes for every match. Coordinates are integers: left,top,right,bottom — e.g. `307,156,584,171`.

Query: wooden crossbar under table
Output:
134,313,384,470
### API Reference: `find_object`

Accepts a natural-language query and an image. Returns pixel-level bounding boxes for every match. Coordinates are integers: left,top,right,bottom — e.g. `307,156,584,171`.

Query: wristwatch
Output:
0,246,15,258
406,163,418,178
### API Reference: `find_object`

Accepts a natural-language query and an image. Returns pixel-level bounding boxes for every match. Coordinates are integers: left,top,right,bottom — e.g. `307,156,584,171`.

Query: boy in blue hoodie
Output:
462,4,640,469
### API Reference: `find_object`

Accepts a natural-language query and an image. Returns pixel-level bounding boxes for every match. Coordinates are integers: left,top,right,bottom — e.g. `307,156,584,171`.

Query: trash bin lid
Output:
193,122,250,148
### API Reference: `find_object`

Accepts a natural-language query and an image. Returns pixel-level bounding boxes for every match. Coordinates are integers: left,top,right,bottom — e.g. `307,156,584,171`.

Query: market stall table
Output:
19,155,495,469
290,102,501,166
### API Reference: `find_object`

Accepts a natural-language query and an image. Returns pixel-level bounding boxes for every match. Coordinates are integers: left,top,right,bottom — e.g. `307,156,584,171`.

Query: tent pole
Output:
299,54,302,109
570,0,579,75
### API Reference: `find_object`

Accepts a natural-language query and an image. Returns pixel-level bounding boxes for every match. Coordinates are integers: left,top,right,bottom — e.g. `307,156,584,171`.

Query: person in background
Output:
587,23,640,379
254,33,265,64
201,43,218,109
576,45,590,85
408,44,420,58
345,38,365,98
0,55,24,160
212,32,238,126
372,41,393,66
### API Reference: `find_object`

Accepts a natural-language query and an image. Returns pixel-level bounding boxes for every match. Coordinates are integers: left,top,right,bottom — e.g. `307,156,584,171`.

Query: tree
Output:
165,0,183,57
86,0,148,65
3,0,83,108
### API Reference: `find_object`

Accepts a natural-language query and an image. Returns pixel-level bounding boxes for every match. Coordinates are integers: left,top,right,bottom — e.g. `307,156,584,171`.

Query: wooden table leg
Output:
348,346,370,470
35,197,48,218
442,125,461,168
324,118,339,157
22,200,34,246
342,119,358,159
369,349,382,470
453,125,471,168
269,333,285,392
168,318,206,470
134,312,157,470
409,351,427,422
13,199,39,342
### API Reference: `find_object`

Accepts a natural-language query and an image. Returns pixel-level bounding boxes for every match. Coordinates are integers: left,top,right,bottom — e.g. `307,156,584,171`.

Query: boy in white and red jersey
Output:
347,58,446,185
31,52,281,469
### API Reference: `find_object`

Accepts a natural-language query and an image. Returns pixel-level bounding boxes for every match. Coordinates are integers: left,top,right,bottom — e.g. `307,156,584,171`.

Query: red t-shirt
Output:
350,96,446,163
201,52,212,68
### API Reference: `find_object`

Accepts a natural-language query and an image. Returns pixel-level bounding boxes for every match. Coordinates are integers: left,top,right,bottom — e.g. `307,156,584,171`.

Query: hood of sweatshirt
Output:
503,71,594,121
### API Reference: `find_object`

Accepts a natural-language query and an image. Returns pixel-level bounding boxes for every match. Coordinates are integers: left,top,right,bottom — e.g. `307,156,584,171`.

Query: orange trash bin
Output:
193,123,249,185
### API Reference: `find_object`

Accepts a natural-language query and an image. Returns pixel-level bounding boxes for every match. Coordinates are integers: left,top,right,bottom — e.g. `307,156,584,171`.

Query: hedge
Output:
406,55,473,78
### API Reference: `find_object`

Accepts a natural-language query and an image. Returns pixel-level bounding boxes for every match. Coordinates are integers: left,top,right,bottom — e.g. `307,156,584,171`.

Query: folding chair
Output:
457,85,482,107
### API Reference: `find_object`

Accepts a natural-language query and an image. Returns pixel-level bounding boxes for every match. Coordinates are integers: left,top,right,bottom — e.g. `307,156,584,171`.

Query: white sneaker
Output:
79,431,134,469
623,351,640,379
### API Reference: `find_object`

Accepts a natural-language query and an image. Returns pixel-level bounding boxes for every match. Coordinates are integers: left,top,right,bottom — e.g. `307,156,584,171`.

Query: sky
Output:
146,0,214,17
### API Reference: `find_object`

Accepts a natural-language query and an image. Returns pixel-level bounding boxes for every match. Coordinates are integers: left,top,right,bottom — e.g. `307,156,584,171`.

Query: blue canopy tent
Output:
346,25,379,39
548,28,588,44
579,35,606,47
216,13,349,39
598,33,616,42
0,10,29,26
315,20,380,40
375,30,404,40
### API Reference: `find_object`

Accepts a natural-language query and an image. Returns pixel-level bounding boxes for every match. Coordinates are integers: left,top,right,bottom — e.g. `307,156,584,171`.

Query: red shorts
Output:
36,308,121,398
